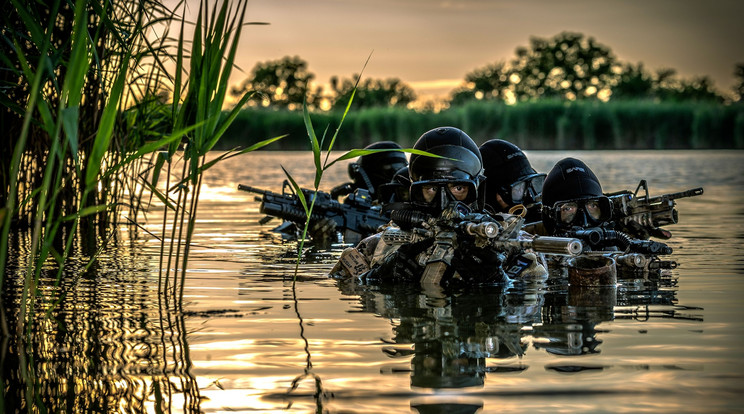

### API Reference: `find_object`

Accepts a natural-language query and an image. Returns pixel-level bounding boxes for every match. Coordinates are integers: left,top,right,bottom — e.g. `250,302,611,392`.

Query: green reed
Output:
282,94,442,276
280,62,445,408
1,0,282,411
1,0,179,410
150,0,282,309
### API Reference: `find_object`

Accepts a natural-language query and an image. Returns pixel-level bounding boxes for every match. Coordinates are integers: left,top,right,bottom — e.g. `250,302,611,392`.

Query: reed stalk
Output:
1,0,283,411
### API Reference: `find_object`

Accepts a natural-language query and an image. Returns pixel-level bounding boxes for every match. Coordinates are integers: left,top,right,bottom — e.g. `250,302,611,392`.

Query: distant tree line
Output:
230,56,418,111
223,99,744,151
230,32,744,112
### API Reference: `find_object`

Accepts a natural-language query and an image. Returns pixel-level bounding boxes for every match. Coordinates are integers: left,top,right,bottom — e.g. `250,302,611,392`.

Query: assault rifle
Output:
386,204,583,286
562,227,678,271
606,179,703,239
563,228,673,255
238,181,389,242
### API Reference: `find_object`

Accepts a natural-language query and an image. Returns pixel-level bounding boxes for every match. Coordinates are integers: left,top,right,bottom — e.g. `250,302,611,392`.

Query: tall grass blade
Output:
85,52,131,189
302,101,323,189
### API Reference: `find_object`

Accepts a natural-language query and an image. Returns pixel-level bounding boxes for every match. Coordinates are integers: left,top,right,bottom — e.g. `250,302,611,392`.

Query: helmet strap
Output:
355,164,376,196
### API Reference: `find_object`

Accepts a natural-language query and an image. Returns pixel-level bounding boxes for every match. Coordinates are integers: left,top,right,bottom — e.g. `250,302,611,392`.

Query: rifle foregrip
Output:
261,201,315,224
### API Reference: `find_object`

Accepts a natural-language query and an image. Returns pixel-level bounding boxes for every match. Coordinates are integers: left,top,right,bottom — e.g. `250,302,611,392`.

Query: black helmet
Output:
541,158,612,234
479,139,545,210
377,166,411,204
349,141,408,200
408,127,484,211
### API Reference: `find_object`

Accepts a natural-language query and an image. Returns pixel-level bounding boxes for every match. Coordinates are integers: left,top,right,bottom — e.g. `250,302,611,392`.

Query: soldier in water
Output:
331,127,546,285
534,157,674,272
479,139,546,223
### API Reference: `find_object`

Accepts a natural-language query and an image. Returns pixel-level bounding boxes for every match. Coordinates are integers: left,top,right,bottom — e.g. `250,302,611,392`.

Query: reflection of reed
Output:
0,248,202,413
286,271,327,411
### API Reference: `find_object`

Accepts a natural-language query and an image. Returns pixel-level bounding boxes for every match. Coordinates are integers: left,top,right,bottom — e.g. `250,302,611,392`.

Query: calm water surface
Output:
3,150,743,413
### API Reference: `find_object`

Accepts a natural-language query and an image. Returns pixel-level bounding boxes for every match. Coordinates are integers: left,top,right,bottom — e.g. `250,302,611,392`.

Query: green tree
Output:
449,62,511,105
665,76,723,102
510,32,619,101
447,32,621,106
329,75,416,110
647,69,723,103
231,56,321,110
611,63,656,100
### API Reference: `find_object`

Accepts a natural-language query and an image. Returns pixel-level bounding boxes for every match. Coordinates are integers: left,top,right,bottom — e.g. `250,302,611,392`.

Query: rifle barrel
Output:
647,187,704,202
237,184,274,196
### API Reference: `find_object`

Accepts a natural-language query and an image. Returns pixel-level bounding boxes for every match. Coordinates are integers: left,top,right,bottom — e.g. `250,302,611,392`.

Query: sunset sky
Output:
221,0,743,102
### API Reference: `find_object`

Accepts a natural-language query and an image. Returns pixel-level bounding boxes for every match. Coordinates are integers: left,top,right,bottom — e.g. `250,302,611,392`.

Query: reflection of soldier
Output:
613,272,697,324
479,139,546,223
532,273,616,358
615,273,678,308
336,281,537,392
411,401,483,414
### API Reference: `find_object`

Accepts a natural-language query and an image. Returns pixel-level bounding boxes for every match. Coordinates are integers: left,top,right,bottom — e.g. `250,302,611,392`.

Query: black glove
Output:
365,238,432,282
451,238,508,284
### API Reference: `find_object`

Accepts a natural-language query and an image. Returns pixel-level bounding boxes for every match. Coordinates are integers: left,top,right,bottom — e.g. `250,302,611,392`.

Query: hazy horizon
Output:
177,0,744,103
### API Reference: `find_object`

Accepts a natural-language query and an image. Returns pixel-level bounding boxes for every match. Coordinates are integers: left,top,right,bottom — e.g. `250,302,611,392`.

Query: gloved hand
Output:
308,217,337,246
365,238,432,282
451,238,509,284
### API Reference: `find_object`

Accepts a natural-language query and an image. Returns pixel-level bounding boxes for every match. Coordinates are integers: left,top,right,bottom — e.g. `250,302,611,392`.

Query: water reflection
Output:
1,245,203,413
2,150,735,412
333,262,691,408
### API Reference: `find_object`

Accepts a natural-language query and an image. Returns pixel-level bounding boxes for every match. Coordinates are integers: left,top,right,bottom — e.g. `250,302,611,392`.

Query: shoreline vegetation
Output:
224,99,744,151
1,1,282,411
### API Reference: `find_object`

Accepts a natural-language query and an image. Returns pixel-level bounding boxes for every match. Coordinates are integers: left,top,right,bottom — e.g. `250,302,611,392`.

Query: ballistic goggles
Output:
545,196,612,227
501,173,546,205
410,179,477,206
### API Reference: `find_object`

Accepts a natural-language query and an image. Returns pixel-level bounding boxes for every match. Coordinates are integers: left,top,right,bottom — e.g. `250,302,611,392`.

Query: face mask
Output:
503,173,546,205
410,180,477,211
547,196,612,228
